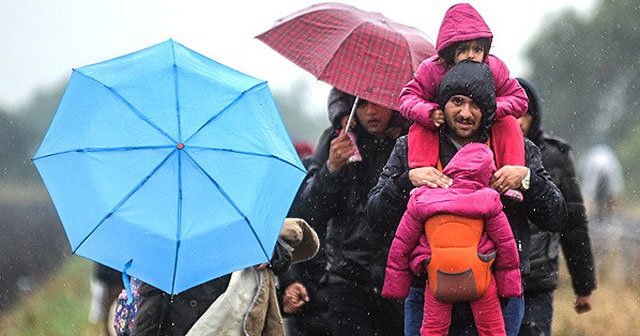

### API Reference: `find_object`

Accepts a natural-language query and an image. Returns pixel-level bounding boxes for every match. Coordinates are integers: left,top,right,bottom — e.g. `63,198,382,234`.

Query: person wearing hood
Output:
284,87,408,336
399,2,528,202
367,61,566,336
382,142,522,336
516,77,596,336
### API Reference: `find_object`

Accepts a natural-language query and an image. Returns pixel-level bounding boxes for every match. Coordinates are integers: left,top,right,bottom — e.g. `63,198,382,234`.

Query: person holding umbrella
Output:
32,40,308,336
256,3,436,335
285,86,407,335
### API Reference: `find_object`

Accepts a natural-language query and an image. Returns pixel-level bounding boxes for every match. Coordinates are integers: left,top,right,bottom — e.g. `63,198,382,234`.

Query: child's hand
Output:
431,109,444,127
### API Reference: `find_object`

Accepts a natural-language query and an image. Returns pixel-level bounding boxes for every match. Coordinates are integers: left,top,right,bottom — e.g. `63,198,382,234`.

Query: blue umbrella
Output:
33,39,307,294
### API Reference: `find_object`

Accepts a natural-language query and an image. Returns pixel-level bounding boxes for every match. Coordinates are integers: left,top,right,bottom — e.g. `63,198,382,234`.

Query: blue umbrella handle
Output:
122,259,134,305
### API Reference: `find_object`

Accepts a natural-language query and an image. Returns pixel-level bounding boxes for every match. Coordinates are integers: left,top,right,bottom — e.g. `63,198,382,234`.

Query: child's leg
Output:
421,283,452,336
469,277,506,336
408,123,439,169
491,115,525,168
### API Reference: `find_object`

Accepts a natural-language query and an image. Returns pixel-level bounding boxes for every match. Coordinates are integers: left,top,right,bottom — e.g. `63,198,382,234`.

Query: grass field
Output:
0,248,638,335
0,257,103,336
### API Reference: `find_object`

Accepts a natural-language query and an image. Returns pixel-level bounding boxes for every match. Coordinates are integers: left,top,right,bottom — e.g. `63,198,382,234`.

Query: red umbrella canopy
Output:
257,2,436,111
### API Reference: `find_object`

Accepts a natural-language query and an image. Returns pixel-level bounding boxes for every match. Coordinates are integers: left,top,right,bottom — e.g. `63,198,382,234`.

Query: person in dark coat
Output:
367,61,567,336
280,135,330,336
131,236,299,336
287,87,408,336
516,77,596,336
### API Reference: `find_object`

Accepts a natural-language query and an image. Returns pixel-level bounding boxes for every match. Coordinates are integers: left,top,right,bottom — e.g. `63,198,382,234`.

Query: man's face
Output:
356,102,393,138
443,94,482,143
518,113,533,137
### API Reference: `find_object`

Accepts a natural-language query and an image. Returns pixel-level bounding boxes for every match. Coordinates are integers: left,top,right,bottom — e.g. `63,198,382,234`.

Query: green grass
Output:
0,256,104,336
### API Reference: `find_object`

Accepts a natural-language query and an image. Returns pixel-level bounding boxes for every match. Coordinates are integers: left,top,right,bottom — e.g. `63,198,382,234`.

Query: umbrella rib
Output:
182,82,266,144
171,42,183,142
72,149,177,254
75,70,178,143
187,146,306,174
32,145,174,161
182,150,272,261
171,150,184,294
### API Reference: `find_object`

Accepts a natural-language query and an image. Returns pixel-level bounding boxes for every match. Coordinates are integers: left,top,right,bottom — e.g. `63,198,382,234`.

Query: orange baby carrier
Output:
424,214,495,303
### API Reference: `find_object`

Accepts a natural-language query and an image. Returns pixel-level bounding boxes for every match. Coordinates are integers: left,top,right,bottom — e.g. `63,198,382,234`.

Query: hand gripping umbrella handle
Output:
343,97,359,135
343,97,362,163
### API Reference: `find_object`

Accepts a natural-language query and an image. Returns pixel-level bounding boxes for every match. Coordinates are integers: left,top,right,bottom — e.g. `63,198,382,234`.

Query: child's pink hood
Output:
409,142,501,221
436,3,493,53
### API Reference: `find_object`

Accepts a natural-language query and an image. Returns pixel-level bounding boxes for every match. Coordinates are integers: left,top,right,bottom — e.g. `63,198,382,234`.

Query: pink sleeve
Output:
410,234,430,276
398,57,442,129
484,210,522,298
382,208,425,299
487,55,529,119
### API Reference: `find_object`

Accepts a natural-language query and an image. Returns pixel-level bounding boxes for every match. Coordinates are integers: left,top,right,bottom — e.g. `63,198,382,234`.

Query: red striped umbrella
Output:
256,2,436,111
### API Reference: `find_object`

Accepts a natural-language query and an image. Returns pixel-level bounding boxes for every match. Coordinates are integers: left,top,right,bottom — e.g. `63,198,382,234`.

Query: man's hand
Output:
409,167,452,188
327,132,355,173
283,282,310,314
431,108,444,127
491,166,529,193
574,295,592,314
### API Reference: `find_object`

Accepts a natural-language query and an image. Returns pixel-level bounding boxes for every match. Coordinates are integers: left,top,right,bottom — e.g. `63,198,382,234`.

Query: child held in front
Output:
399,3,528,200
382,142,522,336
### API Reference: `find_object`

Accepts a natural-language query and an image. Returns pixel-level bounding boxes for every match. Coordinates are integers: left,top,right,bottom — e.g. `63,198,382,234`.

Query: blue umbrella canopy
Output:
33,39,307,294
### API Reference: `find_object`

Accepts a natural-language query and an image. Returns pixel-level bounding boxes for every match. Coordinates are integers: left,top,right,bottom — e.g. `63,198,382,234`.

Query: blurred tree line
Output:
0,83,65,184
524,0,640,200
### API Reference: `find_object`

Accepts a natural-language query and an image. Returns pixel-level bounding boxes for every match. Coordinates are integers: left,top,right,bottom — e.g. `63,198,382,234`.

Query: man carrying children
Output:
367,60,567,336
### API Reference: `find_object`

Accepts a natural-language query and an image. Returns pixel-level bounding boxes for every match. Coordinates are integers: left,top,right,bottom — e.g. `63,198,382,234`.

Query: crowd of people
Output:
95,3,598,336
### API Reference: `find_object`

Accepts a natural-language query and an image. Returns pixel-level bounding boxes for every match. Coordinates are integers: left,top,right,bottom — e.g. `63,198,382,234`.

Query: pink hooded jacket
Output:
398,3,528,129
381,143,522,299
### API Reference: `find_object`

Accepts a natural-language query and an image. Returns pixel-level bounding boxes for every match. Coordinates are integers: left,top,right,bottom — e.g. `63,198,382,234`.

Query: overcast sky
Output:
0,0,595,111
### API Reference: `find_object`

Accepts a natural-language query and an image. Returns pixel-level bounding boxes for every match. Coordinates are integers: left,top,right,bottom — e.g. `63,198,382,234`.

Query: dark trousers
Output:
519,291,553,336
328,282,404,336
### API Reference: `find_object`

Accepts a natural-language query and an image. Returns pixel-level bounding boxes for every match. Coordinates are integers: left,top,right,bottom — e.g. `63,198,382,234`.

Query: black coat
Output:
294,124,398,290
517,77,596,296
132,275,231,336
366,135,567,278
525,135,596,295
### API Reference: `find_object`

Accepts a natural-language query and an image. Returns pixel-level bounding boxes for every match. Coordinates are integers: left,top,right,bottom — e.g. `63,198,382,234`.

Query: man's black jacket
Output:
366,135,567,278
